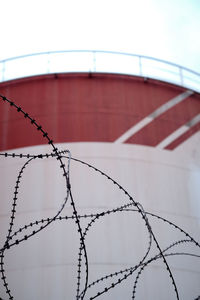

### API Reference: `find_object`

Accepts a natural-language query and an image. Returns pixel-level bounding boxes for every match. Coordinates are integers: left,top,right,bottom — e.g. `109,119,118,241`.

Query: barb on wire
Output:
0,94,200,300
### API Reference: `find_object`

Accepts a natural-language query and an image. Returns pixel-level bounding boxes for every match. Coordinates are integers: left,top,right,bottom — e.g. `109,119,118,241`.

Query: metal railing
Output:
0,50,200,92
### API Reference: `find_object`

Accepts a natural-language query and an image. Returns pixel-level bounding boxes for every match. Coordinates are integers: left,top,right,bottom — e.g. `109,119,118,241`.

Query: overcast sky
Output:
1,0,200,72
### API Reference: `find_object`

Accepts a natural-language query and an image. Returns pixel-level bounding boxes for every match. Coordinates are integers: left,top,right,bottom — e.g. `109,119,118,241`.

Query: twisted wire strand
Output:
0,95,88,299
62,157,181,299
0,94,200,300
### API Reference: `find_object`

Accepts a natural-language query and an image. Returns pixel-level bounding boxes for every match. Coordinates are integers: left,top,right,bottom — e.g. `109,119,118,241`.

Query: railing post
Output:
179,67,184,86
139,56,142,76
47,52,50,74
93,51,96,72
2,61,5,82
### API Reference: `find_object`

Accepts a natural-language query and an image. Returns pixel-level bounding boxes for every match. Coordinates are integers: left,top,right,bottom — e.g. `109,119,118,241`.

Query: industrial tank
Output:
0,51,200,300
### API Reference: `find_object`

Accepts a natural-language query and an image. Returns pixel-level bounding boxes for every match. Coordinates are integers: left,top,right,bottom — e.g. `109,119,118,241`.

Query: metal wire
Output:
0,94,200,299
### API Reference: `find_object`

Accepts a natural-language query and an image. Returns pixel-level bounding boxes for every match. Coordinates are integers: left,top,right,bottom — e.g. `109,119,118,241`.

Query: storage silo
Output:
0,51,200,300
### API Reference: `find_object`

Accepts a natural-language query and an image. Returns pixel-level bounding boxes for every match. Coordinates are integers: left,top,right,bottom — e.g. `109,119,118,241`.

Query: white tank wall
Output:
0,133,200,299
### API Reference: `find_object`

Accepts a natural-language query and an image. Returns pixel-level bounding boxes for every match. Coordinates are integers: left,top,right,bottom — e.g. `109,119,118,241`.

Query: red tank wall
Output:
0,73,199,151
0,73,200,300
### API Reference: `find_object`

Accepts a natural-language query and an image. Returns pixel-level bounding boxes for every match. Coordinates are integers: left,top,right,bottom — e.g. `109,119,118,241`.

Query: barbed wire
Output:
0,94,199,299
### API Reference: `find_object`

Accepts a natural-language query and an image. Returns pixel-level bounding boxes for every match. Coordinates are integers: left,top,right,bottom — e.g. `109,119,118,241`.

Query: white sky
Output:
1,0,200,72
